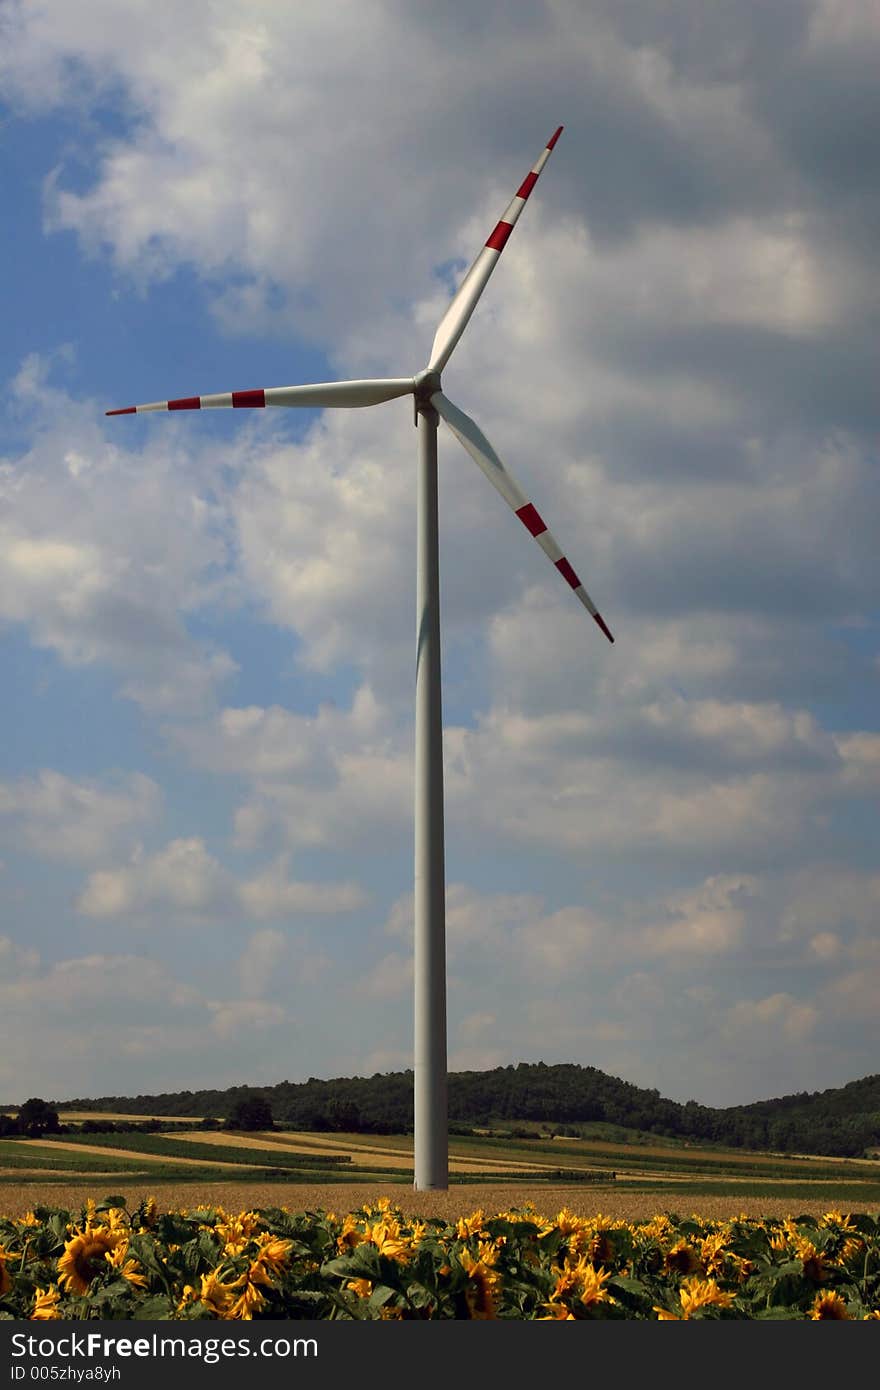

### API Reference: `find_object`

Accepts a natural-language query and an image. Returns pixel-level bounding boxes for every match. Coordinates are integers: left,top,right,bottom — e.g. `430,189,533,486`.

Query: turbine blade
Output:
106,377,415,416
428,127,563,374
432,391,613,643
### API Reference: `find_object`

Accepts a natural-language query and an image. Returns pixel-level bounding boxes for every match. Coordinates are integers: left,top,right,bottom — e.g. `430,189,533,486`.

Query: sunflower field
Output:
1,1196,879,1320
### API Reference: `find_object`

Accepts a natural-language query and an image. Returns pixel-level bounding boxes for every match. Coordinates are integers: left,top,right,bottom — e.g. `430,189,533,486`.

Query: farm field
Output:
1,1118,878,1224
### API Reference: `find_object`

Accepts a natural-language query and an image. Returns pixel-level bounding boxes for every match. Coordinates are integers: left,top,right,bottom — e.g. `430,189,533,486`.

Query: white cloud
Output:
76,838,367,924
207,998,287,1041
76,838,232,919
239,857,366,918
0,770,159,864
1,356,240,714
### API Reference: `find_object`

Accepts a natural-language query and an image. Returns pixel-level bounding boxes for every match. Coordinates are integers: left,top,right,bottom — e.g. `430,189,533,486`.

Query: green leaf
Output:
126,1293,174,1320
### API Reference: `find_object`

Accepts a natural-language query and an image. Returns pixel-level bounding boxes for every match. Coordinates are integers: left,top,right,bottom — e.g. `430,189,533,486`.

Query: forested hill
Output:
58,1063,880,1158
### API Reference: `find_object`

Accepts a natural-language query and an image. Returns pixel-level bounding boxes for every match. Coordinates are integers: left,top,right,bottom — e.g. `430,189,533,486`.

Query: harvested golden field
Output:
1,1179,876,1224
55,1112,205,1124
169,1129,554,1174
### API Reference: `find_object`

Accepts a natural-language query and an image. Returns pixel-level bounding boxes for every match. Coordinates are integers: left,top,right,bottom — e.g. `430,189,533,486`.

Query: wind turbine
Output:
107,126,613,1190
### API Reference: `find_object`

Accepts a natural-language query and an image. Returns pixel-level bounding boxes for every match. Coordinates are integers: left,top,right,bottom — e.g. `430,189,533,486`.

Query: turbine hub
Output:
413,369,441,408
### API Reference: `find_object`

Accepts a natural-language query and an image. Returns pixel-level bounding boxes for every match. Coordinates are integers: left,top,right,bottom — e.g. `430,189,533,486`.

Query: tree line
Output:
47,1063,880,1157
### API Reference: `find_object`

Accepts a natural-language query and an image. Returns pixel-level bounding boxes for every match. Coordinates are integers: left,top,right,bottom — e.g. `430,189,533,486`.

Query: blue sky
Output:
1,1,878,1110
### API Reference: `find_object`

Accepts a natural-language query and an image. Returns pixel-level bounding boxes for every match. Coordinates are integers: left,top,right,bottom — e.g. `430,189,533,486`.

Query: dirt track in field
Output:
2,1180,878,1224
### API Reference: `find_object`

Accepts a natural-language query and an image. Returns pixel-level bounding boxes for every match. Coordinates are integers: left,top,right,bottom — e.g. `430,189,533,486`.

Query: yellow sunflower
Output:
366,1217,415,1262
252,1233,293,1277
336,1214,365,1252
580,1264,614,1308
460,1248,499,1320
346,1278,373,1299
810,1291,850,1320
216,1211,261,1257
198,1269,242,1317
226,1280,267,1321
664,1239,701,1275
139,1196,159,1229
678,1276,734,1317
58,1226,124,1296
455,1209,486,1239
30,1286,62,1320
792,1236,826,1283
819,1211,853,1231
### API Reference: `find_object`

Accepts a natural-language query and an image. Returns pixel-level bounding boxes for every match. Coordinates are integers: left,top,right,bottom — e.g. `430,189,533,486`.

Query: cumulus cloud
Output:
0,356,240,714
0,770,159,864
76,838,367,924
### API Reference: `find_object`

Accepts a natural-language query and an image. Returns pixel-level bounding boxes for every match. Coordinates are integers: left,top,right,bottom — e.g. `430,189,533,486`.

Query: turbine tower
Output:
107,126,613,1190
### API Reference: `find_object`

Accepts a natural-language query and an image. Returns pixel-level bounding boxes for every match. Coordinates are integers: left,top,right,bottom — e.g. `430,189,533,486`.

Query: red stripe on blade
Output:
168,396,201,411
232,389,266,408
517,170,539,200
485,220,513,252
555,556,580,590
106,407,135,416
546,126,563,150
594,612,615,643
515,502,548,537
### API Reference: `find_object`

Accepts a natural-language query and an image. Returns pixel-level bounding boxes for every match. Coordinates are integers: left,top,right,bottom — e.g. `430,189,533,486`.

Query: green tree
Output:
226,1096,274,1131
18,1098,61,1138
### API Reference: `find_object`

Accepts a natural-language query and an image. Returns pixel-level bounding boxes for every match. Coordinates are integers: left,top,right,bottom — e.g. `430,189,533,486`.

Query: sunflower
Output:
579,1264,614,1308
819,1211,853,1231
792,1236,826,1283
537,1304,576,1319
252,1233,293,1277
455,1209,486,1240
336,1214,365,1252
139,1197,159,1230
664,1240,701,1275
198,1270,242,1317
226,1280,267,1321
699,1232,728,1277
549,1263,582,1302
641,1215,674,1241
104,1240,148,1288
30,1286,62,1321
58,1225,124,1296
678,1276,734,1317
346,1278,373,1299
366,1217,415,1263
810,1292,850,1320
216,1212,261,1257
588,1228,615,1267
460,1248,499,1320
